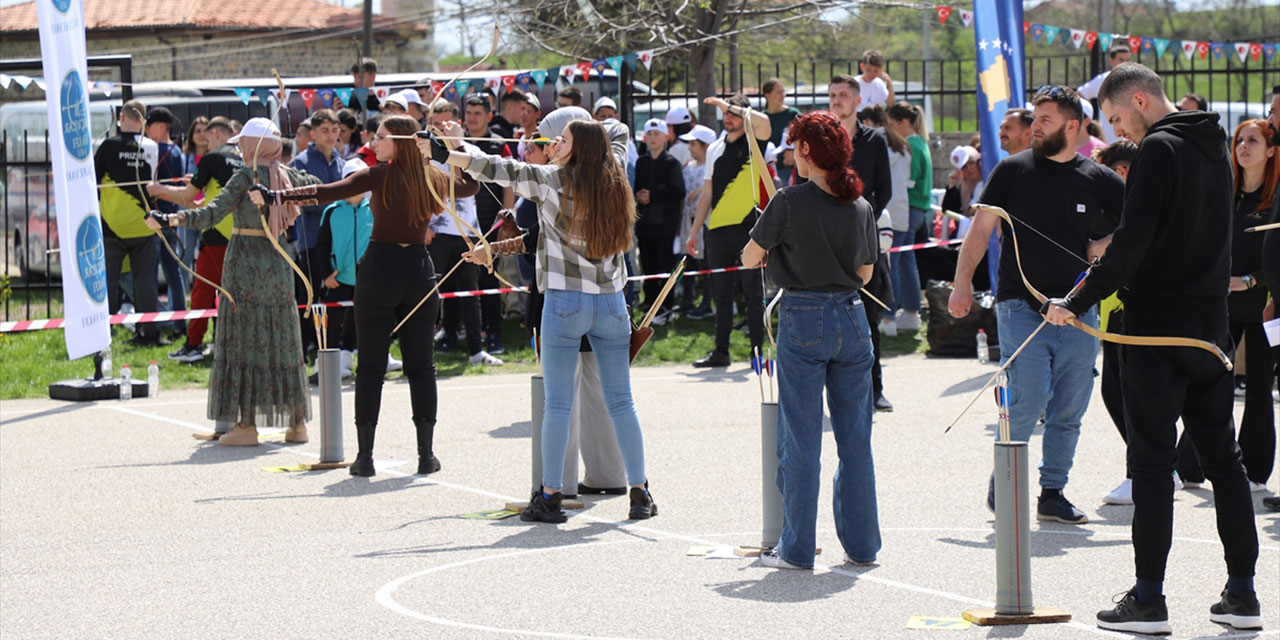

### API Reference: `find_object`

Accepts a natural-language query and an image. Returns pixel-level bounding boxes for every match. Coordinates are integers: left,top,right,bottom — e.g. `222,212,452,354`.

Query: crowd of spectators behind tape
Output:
94,47,1271,389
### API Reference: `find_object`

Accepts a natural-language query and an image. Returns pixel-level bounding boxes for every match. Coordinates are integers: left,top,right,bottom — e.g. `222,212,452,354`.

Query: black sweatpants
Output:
1120,308,1257,583
104,233,160,337
428,234,483,356
353,242,438,429
705,219,763,354
637,232,675,311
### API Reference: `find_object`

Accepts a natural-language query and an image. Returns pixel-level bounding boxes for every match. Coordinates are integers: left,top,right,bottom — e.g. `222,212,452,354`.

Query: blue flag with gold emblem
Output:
973,0,1026,177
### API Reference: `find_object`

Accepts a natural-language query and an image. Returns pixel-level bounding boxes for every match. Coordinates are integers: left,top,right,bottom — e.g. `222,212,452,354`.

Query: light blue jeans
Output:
888,207,926,314
995,298,1099,490
775,290,880,568
539,288,646,491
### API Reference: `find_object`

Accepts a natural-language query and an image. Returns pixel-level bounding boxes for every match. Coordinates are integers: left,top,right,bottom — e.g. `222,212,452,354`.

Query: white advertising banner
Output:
36,0,110,359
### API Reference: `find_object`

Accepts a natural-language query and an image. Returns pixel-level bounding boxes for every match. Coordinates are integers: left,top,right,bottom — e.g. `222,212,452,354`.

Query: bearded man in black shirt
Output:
949,86,1125,527
1045,63,1261,636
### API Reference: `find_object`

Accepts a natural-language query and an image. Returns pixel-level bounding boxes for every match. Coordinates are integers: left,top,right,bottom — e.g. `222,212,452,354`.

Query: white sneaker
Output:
339,350,355,379
651,307,673,327
1172,471,1185,491
895,310,921,331
386,353,403,372
1103,478,1134,505
760,549,807,570
879,318,898,337
1249,481,1267,493
469,350,504,366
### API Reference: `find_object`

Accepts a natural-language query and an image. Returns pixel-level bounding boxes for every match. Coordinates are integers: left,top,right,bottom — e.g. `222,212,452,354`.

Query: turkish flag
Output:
1250,42,1263,61
1197,41,1210,59
937,6,952,23
299,88,316,109
1127,35,1143,53
1085,31,1098,50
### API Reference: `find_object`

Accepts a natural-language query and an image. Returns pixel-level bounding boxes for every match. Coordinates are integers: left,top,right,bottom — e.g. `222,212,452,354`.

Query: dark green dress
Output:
182,166,320,426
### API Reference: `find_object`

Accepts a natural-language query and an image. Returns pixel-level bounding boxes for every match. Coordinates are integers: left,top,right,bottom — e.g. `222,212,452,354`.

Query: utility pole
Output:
1093,0,1112,78
922,7,934,131
363,0,373,58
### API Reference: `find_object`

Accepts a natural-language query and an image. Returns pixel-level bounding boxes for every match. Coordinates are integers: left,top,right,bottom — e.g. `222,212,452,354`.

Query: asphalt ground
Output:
2,353,1277,640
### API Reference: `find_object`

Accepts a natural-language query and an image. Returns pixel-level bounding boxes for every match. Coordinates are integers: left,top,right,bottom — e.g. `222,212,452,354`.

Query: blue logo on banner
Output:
51,0,71,13
76,216,107,304
60,70,91,160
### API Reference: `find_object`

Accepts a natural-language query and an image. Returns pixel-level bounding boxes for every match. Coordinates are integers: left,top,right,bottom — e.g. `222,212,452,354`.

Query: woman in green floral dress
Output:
146,118,319,446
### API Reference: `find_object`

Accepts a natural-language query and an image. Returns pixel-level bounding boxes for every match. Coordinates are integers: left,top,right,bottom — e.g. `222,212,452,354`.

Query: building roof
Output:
0,0,413,34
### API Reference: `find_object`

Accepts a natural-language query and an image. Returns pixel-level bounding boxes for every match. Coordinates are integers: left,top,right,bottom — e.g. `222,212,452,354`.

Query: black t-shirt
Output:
749,181,879,291
1231,188,1267,277
978,150,1124,304
190,146,244,247
468,131,510,231
1264,198,1280,304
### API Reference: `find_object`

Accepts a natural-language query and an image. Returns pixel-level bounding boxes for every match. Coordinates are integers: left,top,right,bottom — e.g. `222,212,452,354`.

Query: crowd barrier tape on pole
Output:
0,239,963,333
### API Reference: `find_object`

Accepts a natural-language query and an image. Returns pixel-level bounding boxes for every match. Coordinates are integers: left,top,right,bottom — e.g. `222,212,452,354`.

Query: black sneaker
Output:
520,491,567,524
168,342,205,363
874,395,894,412
1037,491,1089,524
1264,496,1280,512
1096,590,1172,635
578,482,627,496
485,334,505,355
629,486,657,520
436,333,457,353
1209,587,1262,630
986,475,995,513
686,304,714,320
692,350,730,368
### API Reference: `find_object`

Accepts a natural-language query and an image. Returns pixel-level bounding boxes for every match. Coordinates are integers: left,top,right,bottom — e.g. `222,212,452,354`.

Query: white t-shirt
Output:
428,155,479,238
885,146,911,232
857,76,890,109
1077,71,1117,143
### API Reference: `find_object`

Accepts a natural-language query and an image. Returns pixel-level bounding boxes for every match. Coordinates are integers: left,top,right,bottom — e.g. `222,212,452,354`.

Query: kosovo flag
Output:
973,0,1026,178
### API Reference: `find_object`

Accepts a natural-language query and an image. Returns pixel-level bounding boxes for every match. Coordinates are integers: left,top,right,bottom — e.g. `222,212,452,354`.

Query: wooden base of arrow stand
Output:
192,432,220,441
505,499,585,512
961,607,1070,626
298,460,351,470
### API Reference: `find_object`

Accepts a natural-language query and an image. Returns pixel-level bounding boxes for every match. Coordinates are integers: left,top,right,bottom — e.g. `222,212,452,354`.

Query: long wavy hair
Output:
787,111,863,204
381,115,451,225
562,119,635,259
1230,119,1279,214
183,115,210,155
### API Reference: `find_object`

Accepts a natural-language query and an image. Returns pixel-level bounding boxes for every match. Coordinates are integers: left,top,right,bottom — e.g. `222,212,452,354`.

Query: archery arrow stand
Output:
760,401,782,548
298,349,349,470
961,441,1069,627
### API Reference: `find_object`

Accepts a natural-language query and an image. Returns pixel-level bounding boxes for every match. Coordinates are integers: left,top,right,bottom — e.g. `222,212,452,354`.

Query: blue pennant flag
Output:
606,56,623,74
253,87,272,106
530,69,547,89
1031,23,1044,42
1044,26,1059,44
1211,42,1226,59
973,0,1026,178
317,88,335,108
1264,44,1276,60
623,52,639,72
234,87,253,105
456,79,470,96
334,87,353,106
352,87,369,103
516,73,532,91
1153,38,1170,57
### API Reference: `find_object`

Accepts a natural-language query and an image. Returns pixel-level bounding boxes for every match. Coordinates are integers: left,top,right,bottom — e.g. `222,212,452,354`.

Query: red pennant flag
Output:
576,61,592,81
1196,41,1210,59
1127,35,1142,53
1023,22,1030,34
299,88,316,109
1250,42,1263,61
937,6,952,24
502,75,515,91
431,82,444,96
1085,31,1098,50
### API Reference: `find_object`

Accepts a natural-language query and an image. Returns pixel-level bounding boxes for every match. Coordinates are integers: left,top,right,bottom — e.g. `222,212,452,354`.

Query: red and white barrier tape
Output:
0,239,963,333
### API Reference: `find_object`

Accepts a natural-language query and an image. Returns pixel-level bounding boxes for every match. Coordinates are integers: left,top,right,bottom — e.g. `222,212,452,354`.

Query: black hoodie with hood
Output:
1063,110,1232,324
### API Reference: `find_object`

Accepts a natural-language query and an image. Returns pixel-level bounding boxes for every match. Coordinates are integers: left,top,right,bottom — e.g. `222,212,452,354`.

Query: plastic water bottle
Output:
119,364,132,400
976,330,990,364
101,347,113,379
147,361,160,398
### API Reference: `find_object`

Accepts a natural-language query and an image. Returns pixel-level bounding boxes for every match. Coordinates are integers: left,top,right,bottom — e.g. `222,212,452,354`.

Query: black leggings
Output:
353,242,439,428
429,234,483,355
706,220,764,354
323,283,358,352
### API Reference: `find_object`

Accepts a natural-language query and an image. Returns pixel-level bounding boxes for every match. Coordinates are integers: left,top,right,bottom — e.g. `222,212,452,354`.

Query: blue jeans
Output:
540,289,646,491
888,207,926,314
996,299,1099,490
155,230,187,332
775,290,880,568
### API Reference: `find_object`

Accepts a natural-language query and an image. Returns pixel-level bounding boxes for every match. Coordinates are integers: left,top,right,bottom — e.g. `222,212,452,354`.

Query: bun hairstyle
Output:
786,111,863,204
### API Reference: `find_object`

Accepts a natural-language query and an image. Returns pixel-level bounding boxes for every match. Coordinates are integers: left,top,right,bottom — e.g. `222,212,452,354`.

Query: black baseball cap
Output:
146,106,175,126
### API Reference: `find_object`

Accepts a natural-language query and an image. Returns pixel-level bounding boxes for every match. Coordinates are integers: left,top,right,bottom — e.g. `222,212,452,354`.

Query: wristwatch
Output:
1242,274,1255,289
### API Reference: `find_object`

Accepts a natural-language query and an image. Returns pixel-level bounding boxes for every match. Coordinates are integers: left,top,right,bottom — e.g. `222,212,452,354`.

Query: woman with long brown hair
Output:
740,110,881,570
433,112,656,523
249,114,479,477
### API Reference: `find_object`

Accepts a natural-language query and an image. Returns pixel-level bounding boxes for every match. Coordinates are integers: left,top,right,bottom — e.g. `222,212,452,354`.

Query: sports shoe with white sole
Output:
1097,590,1172,635
1103,478,1134,505
878,318,898,336
1037,491,1089,524
469,350,504,366
760,549,809,570
1209,587,1262,630
895,310,921,331
386,353,403,372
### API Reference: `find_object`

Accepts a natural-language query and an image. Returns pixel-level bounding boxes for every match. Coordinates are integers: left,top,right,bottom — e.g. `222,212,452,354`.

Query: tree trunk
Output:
728,33,740,93
693,43,719,128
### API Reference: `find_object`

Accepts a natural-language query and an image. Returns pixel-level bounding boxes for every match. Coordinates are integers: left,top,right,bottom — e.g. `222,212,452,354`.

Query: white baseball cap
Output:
341,158,368,179
524,92,541,112
398,88,428,107
228,117,280,143
383,93,409,111
1080,99,1094,121
593,96,618,115
777,130,794,152
643,118,668,135
665,106,692,125
950,145,980,170
678,124,716,145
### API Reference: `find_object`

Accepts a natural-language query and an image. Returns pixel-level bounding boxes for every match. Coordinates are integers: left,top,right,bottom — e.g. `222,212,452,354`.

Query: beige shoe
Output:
284,423,309,444
217,424,259,446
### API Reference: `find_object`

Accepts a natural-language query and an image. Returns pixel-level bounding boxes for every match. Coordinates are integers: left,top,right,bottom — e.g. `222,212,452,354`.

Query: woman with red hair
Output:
741,111,881,569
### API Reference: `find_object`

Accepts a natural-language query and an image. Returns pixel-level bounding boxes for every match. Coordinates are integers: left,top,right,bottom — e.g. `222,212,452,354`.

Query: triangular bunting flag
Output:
576,61,592,81
430,82,444,97
937,5,952,24
34,78,46,91
0,73,10,90
1099,33,1113,51
1234,42,1249,63
1141,37,1154,54
1181,40,1197,60
1031,24,1044,42
1153,38,1170,57
1127,35,1142,52
592,59,609,80
485,77,500,92
14,75,32,90
606,56,623,74
317,88,334,108
1070,29,1085,49
1249,42,1263,61
456,79,470,96
531,69,548,89
515,74,531,91
1211,42,1225,59
1085,31,1098,50
622,53,638,72
443,84,458,100
334,87,353,106
98,80,113,97
1263,44,1276,61
502,75,516,92
299,88,316,109
1023,22,1030,34
637,49,654,70
254,87,271,106
1044,26,1060,44
234,87,253,105
561,65,576,84
958,9,972,27
352,87,369,104
1197,41,1211,59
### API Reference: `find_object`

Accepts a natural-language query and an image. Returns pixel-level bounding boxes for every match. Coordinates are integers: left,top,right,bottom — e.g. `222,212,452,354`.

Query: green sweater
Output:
906,134,933,211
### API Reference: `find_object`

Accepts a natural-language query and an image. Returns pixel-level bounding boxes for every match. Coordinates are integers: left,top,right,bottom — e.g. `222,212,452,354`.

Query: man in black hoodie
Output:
1044,63,1260,636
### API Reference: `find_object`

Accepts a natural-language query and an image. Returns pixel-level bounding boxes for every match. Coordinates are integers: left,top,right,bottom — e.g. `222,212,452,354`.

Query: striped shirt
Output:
461,120,631,294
